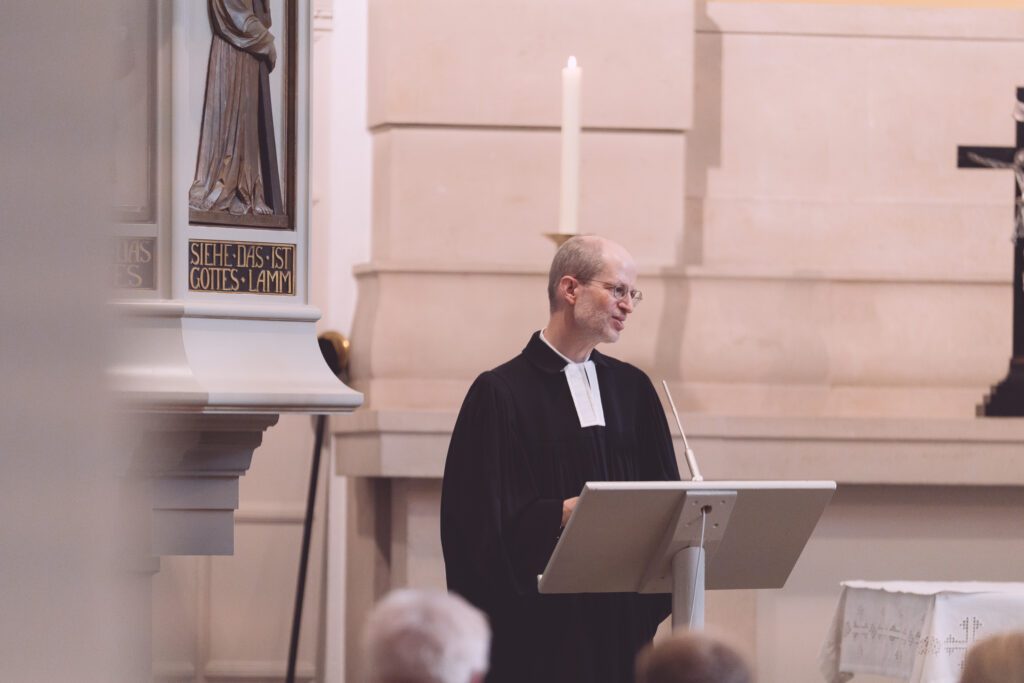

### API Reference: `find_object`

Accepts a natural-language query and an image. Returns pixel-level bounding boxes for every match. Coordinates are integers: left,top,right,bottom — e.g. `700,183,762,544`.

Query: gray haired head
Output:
547,235,606,312
363,589,491,683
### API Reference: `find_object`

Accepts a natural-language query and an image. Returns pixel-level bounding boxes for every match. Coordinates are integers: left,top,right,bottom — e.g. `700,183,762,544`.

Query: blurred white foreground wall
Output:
0,3,139,681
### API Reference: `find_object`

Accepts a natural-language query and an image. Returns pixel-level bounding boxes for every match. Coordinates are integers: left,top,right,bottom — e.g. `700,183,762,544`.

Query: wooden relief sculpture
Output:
190,0,284,224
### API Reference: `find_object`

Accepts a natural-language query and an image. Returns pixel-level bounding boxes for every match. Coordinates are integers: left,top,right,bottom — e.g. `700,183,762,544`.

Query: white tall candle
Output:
559,56,581,234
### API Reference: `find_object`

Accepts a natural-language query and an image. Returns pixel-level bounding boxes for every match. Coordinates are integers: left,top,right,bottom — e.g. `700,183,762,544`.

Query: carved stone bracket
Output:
128,412,279,556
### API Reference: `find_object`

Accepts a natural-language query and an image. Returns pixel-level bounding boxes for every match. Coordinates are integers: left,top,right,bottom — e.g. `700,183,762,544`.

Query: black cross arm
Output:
958,145,1016,168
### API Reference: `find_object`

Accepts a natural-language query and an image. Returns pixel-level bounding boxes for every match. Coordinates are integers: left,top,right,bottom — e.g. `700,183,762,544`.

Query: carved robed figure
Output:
190,0,283,220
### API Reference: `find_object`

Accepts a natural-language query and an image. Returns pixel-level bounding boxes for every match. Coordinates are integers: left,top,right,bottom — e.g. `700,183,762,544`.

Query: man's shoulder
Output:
463,337,558,404
489,352,530,377
467,352,528,391
483,334,544,379
467,354,529,402
593,348,650,381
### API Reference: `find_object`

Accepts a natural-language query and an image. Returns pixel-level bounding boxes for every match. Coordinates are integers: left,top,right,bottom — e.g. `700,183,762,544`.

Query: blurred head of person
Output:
960,631,1024,683
635,631,753,683
363,589,490,683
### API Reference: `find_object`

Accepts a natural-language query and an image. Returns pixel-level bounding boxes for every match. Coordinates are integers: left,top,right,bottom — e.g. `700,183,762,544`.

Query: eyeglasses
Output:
580,279,643,306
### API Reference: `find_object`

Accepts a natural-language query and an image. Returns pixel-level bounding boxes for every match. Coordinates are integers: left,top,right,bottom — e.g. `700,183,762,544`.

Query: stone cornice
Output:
332,410,1024,485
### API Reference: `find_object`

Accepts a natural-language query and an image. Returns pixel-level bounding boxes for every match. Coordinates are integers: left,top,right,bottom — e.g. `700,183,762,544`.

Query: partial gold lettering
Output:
114,238,156,289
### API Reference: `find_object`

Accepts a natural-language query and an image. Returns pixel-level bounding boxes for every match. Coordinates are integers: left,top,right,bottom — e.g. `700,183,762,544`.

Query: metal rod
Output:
662,380,704,482
286,414,326,683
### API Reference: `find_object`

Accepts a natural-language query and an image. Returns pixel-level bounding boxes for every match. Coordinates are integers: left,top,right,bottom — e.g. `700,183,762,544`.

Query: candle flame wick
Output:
567,56,577,68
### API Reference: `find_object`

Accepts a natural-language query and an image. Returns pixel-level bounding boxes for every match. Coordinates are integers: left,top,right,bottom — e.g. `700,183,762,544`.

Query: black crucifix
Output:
958,86,1024,416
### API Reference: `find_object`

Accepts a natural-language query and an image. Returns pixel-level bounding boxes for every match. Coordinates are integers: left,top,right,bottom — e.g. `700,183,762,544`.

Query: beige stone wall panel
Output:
371,127,686,266
685,199,1011,273
152,557,200,682
677,276,1009,386
207,520,322,677
673,381,987,418
390,479,447,590
348,267,1010,415
349,268,549,386
369,0,694,129
691,34,1024,200
688,8,1024,269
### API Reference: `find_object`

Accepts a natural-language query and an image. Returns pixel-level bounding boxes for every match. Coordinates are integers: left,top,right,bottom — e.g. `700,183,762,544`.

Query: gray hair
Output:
547,235,605,312
363,589,491,683
635,632,753,683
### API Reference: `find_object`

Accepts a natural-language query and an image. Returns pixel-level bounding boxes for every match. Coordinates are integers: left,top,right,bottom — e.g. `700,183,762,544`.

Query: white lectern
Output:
538,480,836,629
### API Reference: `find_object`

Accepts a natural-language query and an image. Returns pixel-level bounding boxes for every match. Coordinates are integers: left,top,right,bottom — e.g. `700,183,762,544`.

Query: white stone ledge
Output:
699,2,1024,41
113,300,362,413
332,410,1024,485
113,299,324,322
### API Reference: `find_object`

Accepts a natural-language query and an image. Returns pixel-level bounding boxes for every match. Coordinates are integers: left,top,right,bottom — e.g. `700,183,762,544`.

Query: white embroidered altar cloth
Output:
819,581,1024,683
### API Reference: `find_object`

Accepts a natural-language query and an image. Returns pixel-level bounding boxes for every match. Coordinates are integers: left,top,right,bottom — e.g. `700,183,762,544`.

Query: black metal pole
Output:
285,414,326,683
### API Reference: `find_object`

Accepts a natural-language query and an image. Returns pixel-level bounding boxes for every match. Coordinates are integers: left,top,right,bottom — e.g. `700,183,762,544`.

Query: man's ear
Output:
560,276,579,305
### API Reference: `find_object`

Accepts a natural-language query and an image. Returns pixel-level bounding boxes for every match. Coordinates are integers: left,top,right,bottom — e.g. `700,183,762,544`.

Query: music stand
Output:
537,480,836,629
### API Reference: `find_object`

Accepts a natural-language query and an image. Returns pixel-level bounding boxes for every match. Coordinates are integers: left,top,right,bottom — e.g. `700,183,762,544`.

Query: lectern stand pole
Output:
671,546,706,630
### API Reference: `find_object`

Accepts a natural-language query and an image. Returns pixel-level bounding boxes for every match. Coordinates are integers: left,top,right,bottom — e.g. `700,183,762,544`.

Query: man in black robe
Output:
441,235,681,683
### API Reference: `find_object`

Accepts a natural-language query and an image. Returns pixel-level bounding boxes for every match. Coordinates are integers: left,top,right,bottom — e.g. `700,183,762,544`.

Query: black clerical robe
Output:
441,332,681,683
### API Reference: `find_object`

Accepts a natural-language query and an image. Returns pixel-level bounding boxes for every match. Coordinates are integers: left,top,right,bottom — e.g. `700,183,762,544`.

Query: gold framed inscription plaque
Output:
188,239,295,295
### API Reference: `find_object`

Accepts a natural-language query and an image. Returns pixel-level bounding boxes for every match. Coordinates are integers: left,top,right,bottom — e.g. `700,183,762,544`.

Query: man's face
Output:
573,248,638,345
